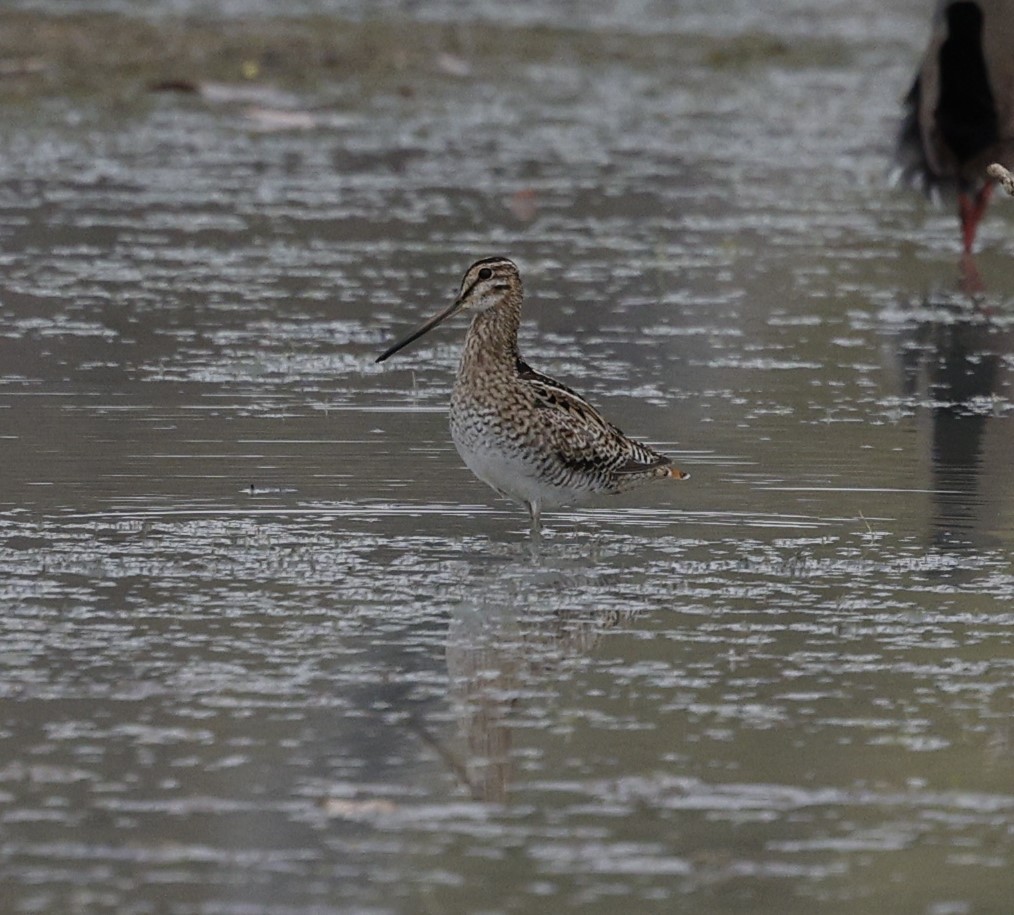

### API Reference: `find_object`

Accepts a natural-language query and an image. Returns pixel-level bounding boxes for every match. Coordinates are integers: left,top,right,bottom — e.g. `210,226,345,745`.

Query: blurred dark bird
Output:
896,0,1014,252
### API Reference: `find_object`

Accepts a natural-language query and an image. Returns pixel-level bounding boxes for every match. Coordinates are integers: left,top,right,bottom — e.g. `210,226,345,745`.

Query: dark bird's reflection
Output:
897,284,1011,548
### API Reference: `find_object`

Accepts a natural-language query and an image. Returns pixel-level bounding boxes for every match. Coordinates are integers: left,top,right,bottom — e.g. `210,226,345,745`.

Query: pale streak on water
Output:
1,0,1012,912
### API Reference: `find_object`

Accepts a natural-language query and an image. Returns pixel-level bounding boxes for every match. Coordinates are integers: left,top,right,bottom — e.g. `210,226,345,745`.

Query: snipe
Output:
376,257,689,535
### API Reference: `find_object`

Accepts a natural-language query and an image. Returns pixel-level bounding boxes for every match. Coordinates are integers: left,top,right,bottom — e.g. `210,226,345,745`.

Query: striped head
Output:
376,256,521,363
454,257,522,314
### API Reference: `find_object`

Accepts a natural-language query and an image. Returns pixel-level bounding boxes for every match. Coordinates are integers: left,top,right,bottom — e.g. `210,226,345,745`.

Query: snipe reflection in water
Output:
433,576,633,803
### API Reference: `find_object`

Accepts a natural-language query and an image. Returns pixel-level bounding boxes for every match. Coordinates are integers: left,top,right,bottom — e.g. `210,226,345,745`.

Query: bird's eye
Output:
478,267,493,280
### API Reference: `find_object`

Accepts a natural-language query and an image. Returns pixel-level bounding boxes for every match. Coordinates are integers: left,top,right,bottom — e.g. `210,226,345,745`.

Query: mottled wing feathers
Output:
515,358,584,400
517,358,669,480
612,451,671,475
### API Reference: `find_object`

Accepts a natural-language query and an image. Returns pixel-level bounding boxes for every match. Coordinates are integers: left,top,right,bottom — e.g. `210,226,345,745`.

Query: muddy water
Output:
1,1,1012,913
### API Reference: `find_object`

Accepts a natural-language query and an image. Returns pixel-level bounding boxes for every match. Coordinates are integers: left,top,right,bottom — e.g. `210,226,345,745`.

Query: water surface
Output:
1,1,1012,912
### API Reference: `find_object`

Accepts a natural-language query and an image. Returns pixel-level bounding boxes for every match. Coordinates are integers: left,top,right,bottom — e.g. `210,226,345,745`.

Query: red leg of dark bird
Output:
959,250,985,295
958,183,995,253
973,181,995,225
959,192,977,252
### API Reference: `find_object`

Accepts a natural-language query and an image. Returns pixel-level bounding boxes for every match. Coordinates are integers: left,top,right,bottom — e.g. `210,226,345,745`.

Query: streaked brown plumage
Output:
376,257,688,535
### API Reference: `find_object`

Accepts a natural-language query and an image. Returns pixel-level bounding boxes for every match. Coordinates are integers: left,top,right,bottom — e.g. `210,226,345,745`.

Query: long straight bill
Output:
375,296,466,363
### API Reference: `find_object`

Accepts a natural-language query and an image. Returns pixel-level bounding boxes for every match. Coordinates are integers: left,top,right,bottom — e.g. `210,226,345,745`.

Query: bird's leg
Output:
959,191,977,253
527,502,542,541
525,502,544,562
959,250,985,296
958,182,995,253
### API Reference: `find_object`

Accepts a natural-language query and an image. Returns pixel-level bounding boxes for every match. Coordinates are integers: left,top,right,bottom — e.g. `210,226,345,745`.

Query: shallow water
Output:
1,1,1012,913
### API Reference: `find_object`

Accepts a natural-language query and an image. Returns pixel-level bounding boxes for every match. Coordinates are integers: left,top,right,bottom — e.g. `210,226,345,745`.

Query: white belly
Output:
451,430,586,510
